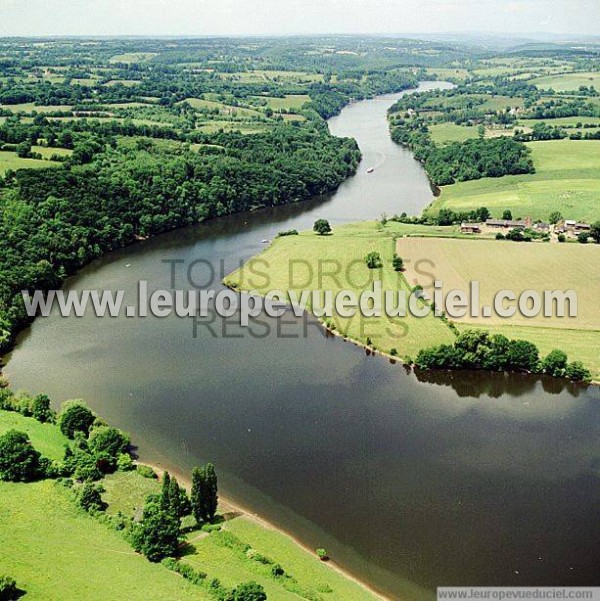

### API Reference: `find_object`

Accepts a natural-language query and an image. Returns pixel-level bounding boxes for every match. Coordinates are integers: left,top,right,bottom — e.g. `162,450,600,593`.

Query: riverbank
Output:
141,458,392,601
0,406,388,600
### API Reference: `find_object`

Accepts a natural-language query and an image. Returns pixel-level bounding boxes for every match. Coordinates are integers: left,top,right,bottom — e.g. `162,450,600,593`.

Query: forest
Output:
0,38,430,355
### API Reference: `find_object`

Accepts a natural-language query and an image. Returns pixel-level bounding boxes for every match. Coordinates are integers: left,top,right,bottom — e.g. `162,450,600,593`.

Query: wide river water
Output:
4,82,600,599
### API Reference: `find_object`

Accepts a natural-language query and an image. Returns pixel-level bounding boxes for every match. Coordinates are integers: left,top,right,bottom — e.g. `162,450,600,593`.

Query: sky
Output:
0,0,598,38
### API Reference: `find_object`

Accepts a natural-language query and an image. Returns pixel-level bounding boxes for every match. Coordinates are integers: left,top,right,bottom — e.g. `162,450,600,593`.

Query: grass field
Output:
0,480,209,601
0,151,62,175
428,123,514,145
250,94,310,111
429,123,480,144
183,516,379,601
108,52,157,64
518,116,600,128
397,237,600,378
427,140,600,222
0,103,72,114
531,72,600,92
183,97,263,118
225,222,458,359
0,410,69,460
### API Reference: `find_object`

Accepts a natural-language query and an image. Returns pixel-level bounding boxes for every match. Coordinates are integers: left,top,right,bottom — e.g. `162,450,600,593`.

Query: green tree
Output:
191,463,219,523
0,430,41,482
232,582,267,601
313,219,331,235
590,221,600,244
58,401,95,439
131,500,181,562
169,476,192,519
88,426,130,458
392,254,404,272
31,394,54,423
506,340,539,372
365,251,383,269
542,349,568,377
502,209,513,220
548,211,563,225
0,575,20,601
578,232,589,244
16,141,32,158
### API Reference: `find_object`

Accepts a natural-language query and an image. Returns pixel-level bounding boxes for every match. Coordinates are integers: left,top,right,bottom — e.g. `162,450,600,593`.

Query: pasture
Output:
250,94,310,111
0,410,69,460
397,237,600,378
427,140,600,222
0,151,62,175
531,71,600,92
0,410,381,599
225,222,458,359
0,480,209,601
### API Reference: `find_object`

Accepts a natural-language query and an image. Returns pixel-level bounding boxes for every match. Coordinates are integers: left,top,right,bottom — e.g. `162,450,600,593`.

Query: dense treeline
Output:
390,118,534,185
416,330,592,382
425,137,534,185
0,127,360,354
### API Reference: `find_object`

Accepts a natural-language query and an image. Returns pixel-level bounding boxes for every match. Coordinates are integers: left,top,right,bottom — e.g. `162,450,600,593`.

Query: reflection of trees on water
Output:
413,367,586,399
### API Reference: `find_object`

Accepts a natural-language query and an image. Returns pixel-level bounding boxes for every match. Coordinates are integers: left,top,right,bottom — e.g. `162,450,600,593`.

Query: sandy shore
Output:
140,459,392,601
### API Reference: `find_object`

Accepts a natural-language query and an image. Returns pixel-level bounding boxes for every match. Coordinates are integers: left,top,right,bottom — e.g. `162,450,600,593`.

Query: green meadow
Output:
225,222,459,359
0,480,210,601
0,410,381,600
531,71,600,92
427,140,600,222
0,151,63,175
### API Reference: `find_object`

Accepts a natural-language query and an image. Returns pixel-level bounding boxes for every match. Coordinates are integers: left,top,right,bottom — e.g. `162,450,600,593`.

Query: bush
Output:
0,430,42,482
79,483,106,512
565,361,592,383
390,348,398,356
231,582,267,601
117,453,135,471
162,558,207,585
271,564,285,577
137,465,158,479
577,232,589,244
542,349,568,377
557,233,566,243
316,548,329,560
58,401,95,439
495,232,505,240
277,229,298,237
0,575,20,600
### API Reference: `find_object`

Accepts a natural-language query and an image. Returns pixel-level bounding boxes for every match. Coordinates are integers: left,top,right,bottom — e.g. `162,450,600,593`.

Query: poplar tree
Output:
191,463,218,523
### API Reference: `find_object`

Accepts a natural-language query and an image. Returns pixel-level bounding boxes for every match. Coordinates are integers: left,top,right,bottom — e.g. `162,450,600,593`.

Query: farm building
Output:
460,223,481,234
485,218,531,230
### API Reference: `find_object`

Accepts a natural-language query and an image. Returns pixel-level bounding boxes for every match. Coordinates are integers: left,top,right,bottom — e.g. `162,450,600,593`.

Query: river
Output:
4,82,600,599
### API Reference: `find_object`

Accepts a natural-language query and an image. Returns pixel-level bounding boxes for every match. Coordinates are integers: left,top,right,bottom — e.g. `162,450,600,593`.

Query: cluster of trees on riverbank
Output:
415,330,592,382
389,117,535,185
